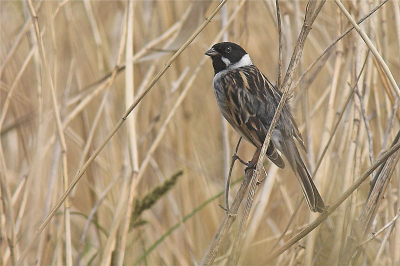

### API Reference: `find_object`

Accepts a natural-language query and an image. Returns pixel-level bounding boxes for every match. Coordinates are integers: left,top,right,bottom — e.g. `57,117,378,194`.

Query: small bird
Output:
205,42,325,213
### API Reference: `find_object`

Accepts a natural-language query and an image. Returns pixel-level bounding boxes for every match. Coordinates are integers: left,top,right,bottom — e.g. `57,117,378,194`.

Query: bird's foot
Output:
244,160,257,172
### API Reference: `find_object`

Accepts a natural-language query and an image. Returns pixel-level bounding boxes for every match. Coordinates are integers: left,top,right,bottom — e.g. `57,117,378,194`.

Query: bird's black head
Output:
205,42,252,75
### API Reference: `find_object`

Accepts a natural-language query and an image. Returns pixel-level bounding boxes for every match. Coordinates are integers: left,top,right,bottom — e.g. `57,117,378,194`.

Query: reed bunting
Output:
205,42,325,213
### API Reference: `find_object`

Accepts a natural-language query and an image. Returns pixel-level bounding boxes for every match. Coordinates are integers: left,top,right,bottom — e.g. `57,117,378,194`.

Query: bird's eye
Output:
225,46,231,53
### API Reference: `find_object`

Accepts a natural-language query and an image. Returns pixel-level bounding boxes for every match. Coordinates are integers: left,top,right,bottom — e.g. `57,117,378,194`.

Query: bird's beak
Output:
205,47,219,57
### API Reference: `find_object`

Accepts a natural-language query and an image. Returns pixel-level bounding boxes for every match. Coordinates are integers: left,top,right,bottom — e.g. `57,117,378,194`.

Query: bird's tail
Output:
295,152,325,213
284,138,325,213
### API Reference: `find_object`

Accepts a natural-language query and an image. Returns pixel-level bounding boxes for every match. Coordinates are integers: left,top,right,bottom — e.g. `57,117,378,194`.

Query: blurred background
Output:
1,0,400,265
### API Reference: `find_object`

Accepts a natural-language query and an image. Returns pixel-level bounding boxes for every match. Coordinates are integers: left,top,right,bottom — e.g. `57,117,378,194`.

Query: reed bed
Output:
1,0,399,265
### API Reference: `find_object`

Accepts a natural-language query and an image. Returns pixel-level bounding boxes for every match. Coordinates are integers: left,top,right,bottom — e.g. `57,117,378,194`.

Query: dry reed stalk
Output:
83,0,104,73
276,174,295,213
26,0,74,264
0,141,16,264
393,4,400,260
395,2,400,58
227,2,326,265
114,1,139,264
238,165,279,264
96,6,128,266
15,1,228,264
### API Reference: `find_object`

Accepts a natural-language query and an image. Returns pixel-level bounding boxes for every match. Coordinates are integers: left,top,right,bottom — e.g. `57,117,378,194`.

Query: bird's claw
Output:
245,160,256,172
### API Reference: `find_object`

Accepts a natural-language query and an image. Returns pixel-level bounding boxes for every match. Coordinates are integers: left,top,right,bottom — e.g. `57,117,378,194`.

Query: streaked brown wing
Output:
219,68,285,169
260,71,307,151
289,114,307,151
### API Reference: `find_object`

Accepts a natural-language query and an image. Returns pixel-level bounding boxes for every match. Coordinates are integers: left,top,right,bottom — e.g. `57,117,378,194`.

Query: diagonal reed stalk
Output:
15,1,228,264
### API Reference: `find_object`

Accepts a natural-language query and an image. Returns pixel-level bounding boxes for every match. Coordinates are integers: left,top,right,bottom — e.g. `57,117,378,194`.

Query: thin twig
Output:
356,89,374,166
359,212,400,246
225,137,243,210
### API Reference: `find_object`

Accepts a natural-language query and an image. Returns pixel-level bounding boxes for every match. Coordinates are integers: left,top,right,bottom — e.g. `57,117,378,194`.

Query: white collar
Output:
221,54,253,70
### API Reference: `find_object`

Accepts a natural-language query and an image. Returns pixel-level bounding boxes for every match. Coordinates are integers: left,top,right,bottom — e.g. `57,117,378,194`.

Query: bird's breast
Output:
213,70,230,104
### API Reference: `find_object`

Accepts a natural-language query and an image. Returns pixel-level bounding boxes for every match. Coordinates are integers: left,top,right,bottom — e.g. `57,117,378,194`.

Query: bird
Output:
205,42,325,213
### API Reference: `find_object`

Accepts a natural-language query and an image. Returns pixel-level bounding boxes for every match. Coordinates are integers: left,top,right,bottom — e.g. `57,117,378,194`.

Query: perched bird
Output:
205,42,325,213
